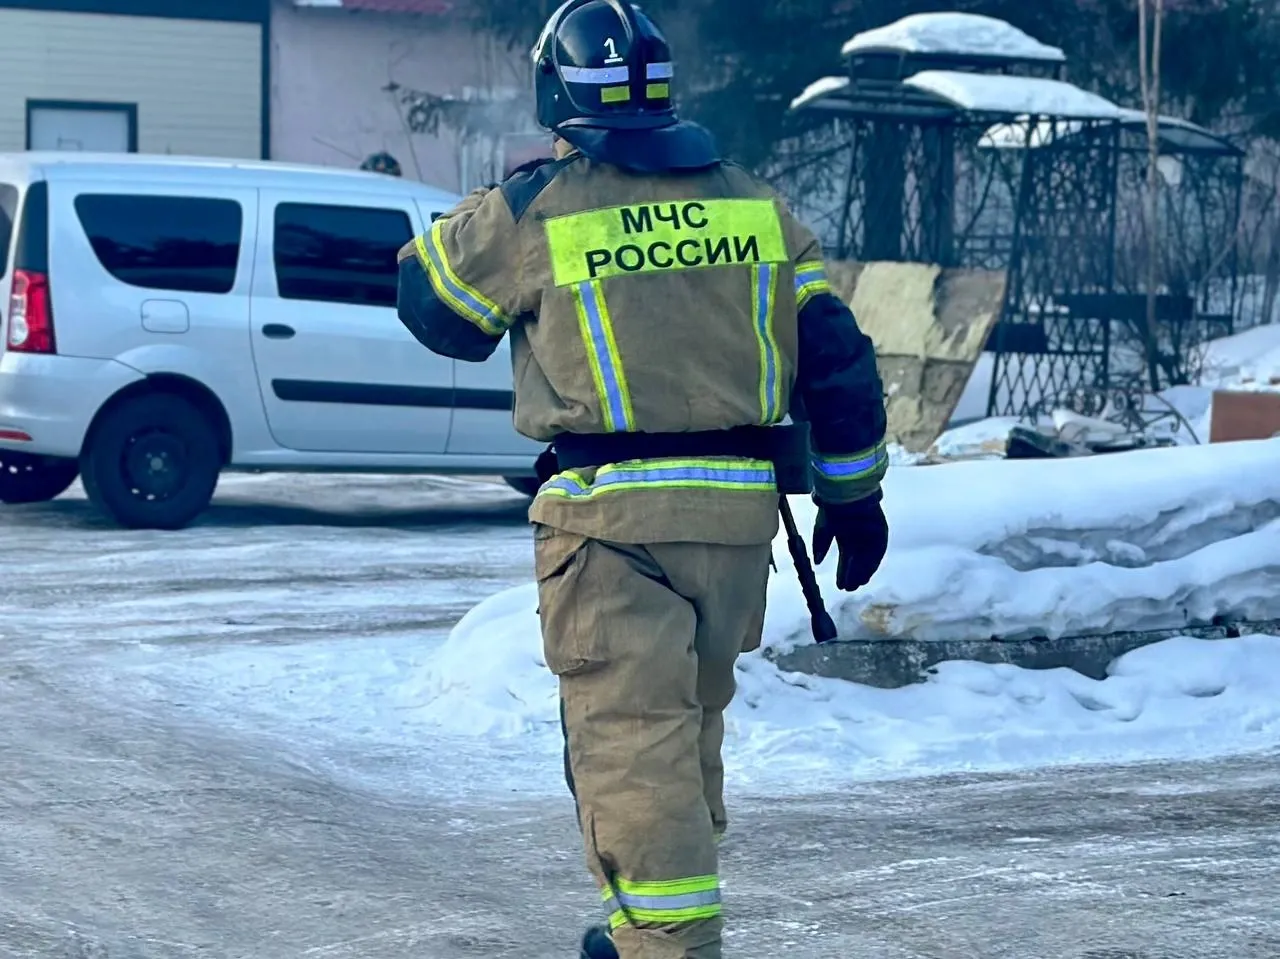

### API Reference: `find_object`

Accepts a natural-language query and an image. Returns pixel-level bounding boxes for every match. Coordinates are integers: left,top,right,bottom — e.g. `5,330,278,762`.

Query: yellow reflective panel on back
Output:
545,199,788,288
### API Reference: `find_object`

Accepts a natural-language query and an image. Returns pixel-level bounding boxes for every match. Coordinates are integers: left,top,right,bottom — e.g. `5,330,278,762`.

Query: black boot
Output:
579,925,619,959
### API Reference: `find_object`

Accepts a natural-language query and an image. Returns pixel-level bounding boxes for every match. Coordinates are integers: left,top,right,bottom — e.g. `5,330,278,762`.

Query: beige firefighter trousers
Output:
534,523,773,959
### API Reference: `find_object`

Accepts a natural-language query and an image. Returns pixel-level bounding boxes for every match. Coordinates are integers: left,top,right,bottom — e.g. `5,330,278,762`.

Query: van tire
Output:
80,393,221,530
503,475,542,498
0,453,79,504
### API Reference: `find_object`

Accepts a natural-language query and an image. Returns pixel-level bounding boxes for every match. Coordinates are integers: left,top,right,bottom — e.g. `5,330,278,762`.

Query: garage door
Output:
0,8,262,158
27,104,134,152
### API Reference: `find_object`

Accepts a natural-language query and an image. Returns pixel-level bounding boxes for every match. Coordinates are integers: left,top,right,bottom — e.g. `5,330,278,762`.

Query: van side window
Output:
0,184,19,272
273,203,413,309
73,194,243,295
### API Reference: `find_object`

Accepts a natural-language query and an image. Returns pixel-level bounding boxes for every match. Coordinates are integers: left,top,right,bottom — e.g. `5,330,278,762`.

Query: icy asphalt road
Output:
2,475,1279,959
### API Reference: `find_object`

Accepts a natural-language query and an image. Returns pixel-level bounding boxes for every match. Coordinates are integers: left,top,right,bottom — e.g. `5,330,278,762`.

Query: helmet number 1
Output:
604,37,623,64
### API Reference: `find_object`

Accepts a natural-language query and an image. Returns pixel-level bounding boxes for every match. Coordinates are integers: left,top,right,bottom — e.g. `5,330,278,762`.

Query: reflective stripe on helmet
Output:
561,64,631,84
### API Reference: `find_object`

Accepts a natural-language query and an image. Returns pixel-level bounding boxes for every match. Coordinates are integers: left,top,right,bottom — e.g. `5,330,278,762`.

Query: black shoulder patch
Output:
500,155,580,223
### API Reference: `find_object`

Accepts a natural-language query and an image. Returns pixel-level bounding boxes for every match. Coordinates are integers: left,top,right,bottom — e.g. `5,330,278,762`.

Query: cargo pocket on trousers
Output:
534,526,598,677
739,599,767,654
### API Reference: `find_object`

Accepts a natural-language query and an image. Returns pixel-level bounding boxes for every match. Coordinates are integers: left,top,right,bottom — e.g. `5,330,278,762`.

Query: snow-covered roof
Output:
1116,109,1239,154
979,110,1239,155
789,76,851,112
842,13,1065,64
903,71,1121,119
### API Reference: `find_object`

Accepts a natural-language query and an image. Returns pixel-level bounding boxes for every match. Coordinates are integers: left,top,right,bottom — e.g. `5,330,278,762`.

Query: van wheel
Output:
0,452,79,504
80,393,221,530
503,475,542,498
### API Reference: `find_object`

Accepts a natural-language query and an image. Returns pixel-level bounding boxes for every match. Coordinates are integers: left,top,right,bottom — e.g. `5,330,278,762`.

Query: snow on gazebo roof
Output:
902,71,1121,119
980,110,1241,155
789,76,851,112
842,13,1066,64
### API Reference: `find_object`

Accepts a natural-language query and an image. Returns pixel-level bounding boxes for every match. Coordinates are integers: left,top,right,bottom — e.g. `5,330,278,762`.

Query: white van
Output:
0,153,542,529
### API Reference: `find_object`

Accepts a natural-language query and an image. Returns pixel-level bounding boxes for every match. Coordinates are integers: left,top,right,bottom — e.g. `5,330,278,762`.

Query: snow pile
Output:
400,439,1280,788
1157,323,1280,442
927,416,1022,459
720,635,1280,786
842,13,1065,63
1199,322,1280,393
408,604,1280,789
816,439,1280,646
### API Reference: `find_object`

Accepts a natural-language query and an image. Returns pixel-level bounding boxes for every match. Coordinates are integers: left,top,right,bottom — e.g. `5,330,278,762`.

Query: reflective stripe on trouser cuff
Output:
540,458,777,499
414,226,511,336
795,259,832,309
753,263,783,424
602,875,722,928
572,279,635,433
813,440,888,481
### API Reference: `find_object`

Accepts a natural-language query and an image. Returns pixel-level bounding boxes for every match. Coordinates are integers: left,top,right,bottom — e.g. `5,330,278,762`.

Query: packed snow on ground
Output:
96,438,1280,797
118,439,1280,797
842,12,1065,63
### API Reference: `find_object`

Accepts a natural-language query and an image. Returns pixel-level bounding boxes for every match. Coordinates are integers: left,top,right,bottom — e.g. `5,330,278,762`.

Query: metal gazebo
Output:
786,13,1245,420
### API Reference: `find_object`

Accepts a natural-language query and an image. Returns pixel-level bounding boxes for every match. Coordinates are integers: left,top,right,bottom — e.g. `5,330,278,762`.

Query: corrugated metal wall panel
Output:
0,9,261,157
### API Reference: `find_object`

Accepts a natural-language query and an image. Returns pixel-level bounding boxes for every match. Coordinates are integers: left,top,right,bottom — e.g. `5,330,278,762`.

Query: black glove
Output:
534,445,560,484
812,493,889,592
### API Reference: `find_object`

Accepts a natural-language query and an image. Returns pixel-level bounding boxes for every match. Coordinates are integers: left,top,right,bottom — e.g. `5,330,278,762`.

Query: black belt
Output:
541,422,836,642
549,424,813,494
552,426,775,469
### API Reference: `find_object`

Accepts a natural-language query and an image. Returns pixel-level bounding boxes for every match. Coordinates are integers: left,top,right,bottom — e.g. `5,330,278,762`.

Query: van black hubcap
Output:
123,429,188,501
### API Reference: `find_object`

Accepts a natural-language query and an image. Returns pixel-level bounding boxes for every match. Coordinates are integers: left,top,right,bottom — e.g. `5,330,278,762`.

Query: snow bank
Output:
401,438,1280,789
724,635,1280,787
409,603,1280,791
843,13,1065,63
1154,324,1280,442
1201,322,1280,393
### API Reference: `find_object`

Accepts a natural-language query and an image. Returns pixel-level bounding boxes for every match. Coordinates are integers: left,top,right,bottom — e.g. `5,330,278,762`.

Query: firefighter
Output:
394,2,890,956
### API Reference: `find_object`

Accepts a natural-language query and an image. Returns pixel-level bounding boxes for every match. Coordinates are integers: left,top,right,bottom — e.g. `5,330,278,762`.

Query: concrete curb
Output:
768,620,1280,689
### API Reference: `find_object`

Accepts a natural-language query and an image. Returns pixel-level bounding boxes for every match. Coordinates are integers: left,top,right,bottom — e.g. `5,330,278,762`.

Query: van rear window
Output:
73,194,243,295
0,184,18,272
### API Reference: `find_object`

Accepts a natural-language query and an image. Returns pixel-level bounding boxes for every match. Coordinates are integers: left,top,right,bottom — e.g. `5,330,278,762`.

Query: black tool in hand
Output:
779,496,838,643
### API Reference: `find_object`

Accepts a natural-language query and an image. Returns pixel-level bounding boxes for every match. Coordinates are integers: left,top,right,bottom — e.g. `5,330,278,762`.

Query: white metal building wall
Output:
0,8,262,157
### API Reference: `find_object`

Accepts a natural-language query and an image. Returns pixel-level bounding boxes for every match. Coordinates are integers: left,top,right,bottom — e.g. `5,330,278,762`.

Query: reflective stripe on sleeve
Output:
414,223,512,336
752,262,783,424
572,279,636,433
601,874,722,928
795,259,833,309
812,440,888,481
542,458,776,499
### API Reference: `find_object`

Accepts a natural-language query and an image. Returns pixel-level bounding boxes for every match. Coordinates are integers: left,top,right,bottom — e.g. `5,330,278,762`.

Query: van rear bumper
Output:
0,352,144,457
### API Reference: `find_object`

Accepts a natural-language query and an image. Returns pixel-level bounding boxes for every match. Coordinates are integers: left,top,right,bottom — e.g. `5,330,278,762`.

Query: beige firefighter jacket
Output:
396,151,888,546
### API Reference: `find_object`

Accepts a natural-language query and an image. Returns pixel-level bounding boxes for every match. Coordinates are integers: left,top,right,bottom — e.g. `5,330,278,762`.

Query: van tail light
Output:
7,269,56,354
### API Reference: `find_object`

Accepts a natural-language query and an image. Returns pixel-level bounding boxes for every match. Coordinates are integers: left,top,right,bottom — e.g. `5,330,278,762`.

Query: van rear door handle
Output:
262,324,296,339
